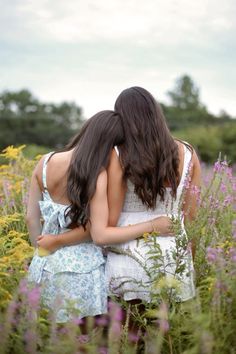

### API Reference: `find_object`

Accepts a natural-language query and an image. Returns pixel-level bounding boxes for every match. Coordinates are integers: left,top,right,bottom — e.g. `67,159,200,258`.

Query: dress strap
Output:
42,152,54,191
114,146,119,156
178,144,192,190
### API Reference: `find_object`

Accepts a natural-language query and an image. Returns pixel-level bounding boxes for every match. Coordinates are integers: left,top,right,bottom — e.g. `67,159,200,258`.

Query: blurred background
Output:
0,0,235,163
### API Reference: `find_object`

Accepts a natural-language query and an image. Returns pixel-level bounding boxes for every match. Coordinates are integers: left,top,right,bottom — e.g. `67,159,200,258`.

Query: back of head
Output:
115,86,179,208
67,110,124,227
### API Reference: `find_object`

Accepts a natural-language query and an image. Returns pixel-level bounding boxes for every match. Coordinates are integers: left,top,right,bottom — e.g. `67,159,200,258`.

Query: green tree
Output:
0,90,84,150
167,74,205,111
163,75,224,130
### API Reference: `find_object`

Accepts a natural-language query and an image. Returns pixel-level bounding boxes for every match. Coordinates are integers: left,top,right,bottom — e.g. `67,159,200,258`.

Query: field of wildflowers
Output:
0,146,236,354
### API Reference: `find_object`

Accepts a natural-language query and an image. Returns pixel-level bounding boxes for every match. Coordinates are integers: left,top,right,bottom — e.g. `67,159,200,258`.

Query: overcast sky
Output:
0,0,235,118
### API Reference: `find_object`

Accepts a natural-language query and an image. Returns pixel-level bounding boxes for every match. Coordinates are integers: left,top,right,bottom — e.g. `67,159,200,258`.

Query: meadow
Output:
0,146,236,354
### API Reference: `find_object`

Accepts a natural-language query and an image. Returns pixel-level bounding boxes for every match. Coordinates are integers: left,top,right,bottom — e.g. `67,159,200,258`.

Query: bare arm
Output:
183,149,201,259
36,227,90,252
183,148,201,222
90,170,172,245
36,149,123,252
107,149,126,226
26,160,43,247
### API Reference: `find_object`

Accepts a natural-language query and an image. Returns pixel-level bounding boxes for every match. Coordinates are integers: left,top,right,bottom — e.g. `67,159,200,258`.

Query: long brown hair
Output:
66,110,124,228
114,86,180,208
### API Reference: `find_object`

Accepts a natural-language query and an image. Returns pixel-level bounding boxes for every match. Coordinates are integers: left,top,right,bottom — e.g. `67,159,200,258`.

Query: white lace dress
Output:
105,145,195,302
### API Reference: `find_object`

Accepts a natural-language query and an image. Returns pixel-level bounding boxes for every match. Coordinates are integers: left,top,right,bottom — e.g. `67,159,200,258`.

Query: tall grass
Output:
0,146,235,354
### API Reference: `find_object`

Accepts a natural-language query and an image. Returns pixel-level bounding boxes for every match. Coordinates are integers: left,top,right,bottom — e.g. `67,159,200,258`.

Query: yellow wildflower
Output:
154,276,181,291
12,181,22,194
35,154,43,161
0,272,10,277
145,309,159,318
0,145,26,160
38,247,50,257
201,227,206,236
142,232,150,242
0,165,9,170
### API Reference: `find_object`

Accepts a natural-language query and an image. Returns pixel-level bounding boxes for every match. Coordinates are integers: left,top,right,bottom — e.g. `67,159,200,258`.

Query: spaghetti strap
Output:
114,146,119,156
178,144,192,193
42,152,54,191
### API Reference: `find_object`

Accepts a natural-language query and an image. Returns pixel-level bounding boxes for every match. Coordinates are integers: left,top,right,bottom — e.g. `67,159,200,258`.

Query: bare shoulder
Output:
96,170,108,191
33,155,45,177
174,139,185,162
32,154,48,189
192,148,201,171
175,139,200,171
108,148,122,172
181,140,201,173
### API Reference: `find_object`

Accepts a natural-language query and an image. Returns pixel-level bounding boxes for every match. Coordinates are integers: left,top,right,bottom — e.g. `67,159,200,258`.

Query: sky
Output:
0,0,235,119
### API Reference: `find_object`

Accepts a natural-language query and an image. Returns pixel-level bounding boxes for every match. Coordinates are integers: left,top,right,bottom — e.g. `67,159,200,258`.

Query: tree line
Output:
0,75,235,163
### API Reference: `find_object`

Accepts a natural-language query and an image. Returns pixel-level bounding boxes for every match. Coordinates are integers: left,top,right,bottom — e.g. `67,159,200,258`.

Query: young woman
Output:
26,110,172,322
105,87,201,303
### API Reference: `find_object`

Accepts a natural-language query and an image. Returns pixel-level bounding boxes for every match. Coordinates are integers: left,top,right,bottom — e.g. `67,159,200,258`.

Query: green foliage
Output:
23,144,51,159
168,74,205,111
175,123,236,163
160,74,236,163
1,76,236,163
219,123,236,162
0,90,84,150
175,126,222,162
163,74,233,131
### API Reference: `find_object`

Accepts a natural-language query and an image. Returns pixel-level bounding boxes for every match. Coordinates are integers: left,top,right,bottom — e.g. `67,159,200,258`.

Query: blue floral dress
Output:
28,153,107,322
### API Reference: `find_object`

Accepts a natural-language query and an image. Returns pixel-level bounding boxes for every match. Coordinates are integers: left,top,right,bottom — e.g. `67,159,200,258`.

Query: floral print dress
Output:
28,153,107,322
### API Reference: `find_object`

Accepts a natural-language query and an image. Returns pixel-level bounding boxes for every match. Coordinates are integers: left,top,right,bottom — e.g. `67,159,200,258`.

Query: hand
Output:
152,216,174,236
37,234,60,253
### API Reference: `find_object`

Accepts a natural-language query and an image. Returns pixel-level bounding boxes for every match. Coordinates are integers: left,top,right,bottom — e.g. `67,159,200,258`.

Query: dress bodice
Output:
118,144,192,217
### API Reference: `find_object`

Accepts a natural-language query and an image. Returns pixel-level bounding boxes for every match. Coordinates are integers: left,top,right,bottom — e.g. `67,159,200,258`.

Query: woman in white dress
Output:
105,87,201,303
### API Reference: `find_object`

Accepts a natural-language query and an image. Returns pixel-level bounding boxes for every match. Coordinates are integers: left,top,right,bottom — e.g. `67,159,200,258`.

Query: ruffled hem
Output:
28,255,105,284
29,266,107,322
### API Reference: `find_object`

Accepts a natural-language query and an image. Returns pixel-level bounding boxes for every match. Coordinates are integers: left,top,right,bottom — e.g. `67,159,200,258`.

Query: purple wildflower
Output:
24,329,37,354
108,301,123,322
206,247,218,263
214,280,228,294
98,347,108,354
206,247,223,264
110,321,122,336
72,317,84,326
95,316,109,326
232,220,236,234
214,160,228,174
158,319,170,333
19,279,28,295
78,335,89,344
223,195,233,207
28,286,41,308
157,302,169,334
129,332,140,343
229,247,236,262
220,183,227,193
59,327,68,335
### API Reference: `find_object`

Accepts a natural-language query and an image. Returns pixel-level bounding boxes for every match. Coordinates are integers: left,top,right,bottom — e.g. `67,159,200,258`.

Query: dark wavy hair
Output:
114,86,180,209
65,110,124,228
